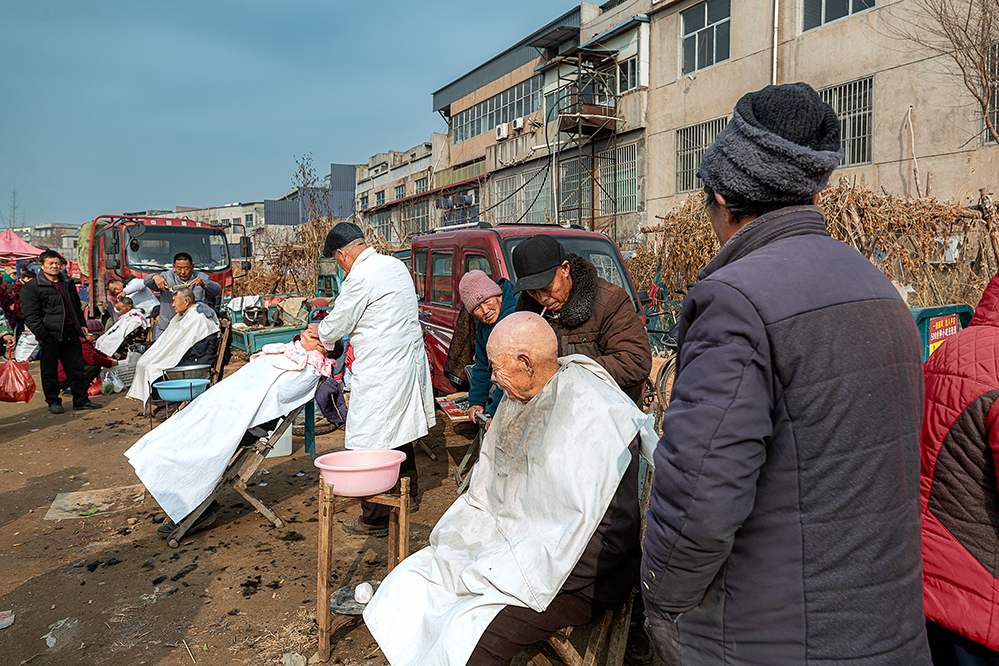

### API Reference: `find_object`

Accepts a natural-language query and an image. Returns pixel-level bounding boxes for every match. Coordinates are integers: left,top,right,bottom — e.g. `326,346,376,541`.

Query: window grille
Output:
360,195,368,210
682,0,730,75
522,168,551,225
403,200,430,236
819,76,873,166
803,0,875,31
676,117,727,193
492,176,518,223
375,191,385,207
415,177,428,194
395,184,406,201
559,157,594,223
599,143,638,215
371,211,393,242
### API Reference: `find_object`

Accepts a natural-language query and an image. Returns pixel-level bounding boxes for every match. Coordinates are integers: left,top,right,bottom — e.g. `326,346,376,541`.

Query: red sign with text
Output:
928,314,960,356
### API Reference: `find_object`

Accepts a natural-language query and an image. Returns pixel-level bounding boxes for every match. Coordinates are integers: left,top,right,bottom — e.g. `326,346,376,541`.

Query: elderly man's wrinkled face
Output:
173,293,193,315
472,296,502,326
527,261,572,312
173,258,194,281
489,352,534,403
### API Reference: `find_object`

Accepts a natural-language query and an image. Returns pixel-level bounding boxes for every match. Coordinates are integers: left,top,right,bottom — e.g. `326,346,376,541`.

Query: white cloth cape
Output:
124,353,320,522
318,248,435,450
126,308,219,406
95,310,149,356
363,355,657,666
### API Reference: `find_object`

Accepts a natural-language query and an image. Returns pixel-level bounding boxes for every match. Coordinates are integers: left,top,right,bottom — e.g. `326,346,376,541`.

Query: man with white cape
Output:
363,313,657,666
95,305,149,357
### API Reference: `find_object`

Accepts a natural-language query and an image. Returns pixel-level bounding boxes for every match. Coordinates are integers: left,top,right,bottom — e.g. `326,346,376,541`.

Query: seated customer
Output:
125,329,334,534
58,319,116,392
126,287,220,408
95,296,150,358
364,313,655,666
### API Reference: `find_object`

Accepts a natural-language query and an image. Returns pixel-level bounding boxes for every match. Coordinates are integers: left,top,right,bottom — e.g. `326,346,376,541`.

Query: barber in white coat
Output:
303,222,435,536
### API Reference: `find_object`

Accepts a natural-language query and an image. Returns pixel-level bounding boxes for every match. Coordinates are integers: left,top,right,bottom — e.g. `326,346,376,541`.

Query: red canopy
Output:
0,229,43,260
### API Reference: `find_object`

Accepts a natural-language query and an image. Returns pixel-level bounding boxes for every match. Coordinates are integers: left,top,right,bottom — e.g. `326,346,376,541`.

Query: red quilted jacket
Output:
920,273,999,651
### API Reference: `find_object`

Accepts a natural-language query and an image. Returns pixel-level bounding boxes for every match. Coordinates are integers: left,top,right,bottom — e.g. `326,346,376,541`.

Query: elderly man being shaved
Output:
363,312,655,666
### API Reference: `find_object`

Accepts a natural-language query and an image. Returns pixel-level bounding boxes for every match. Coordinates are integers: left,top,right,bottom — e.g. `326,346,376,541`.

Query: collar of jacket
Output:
36,271,71,288
698,205,829,281
516,253,597,329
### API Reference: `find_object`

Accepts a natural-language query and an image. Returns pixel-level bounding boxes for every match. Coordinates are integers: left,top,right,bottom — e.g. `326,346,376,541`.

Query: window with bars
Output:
375,191,385,207
403,200,431,236
415,177,428,194
682,0,730,75
818,76,873,166
560,156,594,223
371,211,393,242
618,56,639,94
452,76,543,144
676,117,728,193
803,0,875,31
522,168,551,225
360,195,368,210
598,143,639,215
395,184,406,201
244,213,253,227
493,175,519,223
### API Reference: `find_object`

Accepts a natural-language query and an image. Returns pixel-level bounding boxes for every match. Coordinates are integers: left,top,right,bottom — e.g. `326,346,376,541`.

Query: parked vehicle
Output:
410,222,645,393
79,215,247,325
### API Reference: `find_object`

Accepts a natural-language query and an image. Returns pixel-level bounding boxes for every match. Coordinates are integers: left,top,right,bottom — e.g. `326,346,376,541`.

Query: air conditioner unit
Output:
512,117,525,131
495,123,510,140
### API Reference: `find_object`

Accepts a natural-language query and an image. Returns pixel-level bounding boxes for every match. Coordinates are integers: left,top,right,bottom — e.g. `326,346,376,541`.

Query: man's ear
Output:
518,352,534,375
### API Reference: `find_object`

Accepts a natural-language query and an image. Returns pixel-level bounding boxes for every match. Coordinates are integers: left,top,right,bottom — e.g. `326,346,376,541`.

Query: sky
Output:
0,0,576,226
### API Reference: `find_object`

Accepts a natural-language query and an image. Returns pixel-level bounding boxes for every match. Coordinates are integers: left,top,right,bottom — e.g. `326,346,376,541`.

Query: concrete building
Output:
645,0,999,216
12,223,79,252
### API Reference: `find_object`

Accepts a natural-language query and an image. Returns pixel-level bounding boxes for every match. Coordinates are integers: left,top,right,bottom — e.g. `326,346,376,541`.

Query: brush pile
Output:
630,179,998,308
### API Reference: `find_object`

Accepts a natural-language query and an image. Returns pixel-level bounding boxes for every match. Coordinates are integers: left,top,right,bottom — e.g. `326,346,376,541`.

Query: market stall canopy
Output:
0,229,43,260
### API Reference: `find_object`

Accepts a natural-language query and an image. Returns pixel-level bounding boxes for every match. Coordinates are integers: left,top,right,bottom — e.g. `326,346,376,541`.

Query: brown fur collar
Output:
515,253,598,329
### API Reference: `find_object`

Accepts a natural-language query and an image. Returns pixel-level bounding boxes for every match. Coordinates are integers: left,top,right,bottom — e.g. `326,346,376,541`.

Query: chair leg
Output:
546,628,583,666
316,484,336,662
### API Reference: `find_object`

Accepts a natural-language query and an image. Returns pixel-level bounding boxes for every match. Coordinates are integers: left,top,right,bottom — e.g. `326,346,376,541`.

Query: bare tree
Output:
0,187,23,228
893,0,999,143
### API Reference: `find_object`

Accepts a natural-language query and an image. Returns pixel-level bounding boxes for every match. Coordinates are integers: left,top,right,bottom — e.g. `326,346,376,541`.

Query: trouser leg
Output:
465,591,597,666
59,333,90,406
361,442,417,526
59,364,100,392
38,335,62,405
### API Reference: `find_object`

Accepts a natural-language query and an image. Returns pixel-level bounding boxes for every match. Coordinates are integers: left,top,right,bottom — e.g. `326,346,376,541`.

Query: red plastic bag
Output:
87,378,103,396
0,351,36,404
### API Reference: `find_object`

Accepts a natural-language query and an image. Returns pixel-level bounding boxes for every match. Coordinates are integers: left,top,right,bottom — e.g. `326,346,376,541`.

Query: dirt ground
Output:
0,357,479,666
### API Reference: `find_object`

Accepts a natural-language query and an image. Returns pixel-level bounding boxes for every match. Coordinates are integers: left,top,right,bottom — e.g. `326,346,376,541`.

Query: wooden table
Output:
315,477,411,662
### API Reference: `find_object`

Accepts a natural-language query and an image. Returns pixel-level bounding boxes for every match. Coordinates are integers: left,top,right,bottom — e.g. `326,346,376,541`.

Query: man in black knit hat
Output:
641,83,931,665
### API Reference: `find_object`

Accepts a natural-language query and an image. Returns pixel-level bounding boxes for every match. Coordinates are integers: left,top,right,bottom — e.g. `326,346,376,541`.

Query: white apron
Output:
95,310,148,356
126,308,219,406
363,355,657,666
318,248,435,450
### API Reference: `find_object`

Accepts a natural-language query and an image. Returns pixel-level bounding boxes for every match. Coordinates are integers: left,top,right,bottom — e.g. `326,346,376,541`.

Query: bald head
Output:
486,312,560,403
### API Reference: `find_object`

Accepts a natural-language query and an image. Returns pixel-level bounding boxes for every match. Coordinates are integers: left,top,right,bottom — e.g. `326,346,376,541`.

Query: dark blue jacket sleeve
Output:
467,320,492,408
642,279,775,614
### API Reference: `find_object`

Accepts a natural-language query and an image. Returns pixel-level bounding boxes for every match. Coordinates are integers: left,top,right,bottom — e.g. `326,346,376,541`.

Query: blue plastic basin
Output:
153,378,211,402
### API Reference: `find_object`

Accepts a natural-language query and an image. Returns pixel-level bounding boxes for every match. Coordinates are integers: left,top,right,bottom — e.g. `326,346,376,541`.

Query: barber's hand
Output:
152,275,168,290
190,277,205,287
300,329,323,352
468,405,485,425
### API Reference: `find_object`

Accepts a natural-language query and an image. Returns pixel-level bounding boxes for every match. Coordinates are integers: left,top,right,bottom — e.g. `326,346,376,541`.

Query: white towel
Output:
95,311,148,356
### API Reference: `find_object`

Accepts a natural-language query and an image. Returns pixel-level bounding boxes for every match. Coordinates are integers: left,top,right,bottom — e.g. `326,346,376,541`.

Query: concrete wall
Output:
645,0,999,223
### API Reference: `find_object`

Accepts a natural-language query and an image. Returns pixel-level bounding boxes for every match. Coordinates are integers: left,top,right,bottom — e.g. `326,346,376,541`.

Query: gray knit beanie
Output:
697,82,843,204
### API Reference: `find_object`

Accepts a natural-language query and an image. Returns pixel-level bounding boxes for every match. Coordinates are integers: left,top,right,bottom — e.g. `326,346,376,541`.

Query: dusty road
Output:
0,358,473,666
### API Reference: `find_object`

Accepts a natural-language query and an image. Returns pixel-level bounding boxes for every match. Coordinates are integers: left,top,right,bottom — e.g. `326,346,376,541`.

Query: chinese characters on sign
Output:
928,314,960,356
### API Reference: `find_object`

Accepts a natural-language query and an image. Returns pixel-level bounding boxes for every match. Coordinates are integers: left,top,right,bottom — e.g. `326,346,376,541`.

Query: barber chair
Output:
161,404,302,548
208,317,232,385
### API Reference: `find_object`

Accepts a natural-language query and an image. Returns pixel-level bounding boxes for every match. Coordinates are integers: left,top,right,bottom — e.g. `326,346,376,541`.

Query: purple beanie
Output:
459,270,502,312
85,319,104,334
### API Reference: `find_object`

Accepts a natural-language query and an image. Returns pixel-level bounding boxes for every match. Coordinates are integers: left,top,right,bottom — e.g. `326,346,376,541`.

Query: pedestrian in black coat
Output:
19,250,102,413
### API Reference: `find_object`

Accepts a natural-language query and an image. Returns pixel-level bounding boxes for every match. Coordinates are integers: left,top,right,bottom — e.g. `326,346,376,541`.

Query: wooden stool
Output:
315,477,411,662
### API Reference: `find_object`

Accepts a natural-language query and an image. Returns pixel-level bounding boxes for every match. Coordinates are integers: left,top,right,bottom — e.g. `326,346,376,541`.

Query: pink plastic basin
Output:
314,450,407,496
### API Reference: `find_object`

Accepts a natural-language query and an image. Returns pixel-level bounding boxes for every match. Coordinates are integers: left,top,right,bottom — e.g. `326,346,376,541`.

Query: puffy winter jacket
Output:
642,206,930,666
517,253,651,405
920,272,999,651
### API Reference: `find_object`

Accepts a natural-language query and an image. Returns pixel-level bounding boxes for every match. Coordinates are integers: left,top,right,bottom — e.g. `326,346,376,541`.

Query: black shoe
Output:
158,502,220,537
625,619,655,665
73,400,102,410
48,403,65,414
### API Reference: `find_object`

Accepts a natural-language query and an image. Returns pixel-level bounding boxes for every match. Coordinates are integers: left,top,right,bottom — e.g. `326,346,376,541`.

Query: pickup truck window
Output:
464,252,494,279
501,236,629,296
431,251,454,307
413,250,428,301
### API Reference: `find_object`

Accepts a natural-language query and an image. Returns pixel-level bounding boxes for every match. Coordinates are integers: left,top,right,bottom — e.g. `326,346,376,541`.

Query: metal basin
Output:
163,364,210,380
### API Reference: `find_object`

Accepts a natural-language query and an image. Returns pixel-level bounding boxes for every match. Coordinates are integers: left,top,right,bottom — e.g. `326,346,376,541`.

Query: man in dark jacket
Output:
920,272,999,665
19,250,102,413
458,270,517,428
642,83,930,665
513,235,651,406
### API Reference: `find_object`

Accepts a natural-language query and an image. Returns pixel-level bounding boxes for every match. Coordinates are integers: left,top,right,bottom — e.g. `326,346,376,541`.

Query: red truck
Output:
79,215,245,324
410,223,646,394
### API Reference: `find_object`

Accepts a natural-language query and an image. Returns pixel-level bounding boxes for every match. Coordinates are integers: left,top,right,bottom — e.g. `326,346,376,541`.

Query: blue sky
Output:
0,0,574,226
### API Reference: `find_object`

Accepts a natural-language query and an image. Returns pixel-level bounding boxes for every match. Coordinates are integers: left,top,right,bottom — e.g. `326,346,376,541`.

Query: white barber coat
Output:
318,247,435,450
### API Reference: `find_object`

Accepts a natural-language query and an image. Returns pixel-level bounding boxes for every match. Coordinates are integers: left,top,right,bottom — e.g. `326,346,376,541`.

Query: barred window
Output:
360,195,368,210
676,117,727,193
559,156,594,223
403,200,431,236
803,0,875,32
522,168,551,225
375,191,385,207
453,76,543,144
415,177,428,194
598,143,638,215
370,211,393,243
819,76,873,166
682,0,730,75
492,175,518,224
395,184,406,201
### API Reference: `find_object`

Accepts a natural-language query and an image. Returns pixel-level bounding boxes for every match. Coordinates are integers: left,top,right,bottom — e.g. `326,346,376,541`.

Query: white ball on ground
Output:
354,582,374,604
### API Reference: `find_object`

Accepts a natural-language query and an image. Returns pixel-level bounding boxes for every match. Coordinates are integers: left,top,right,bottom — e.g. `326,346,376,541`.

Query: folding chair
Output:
208,317,232,384
162,403,303,548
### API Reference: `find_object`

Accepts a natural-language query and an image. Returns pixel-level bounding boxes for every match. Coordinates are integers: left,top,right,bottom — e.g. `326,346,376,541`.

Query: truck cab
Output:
411,223,643,393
